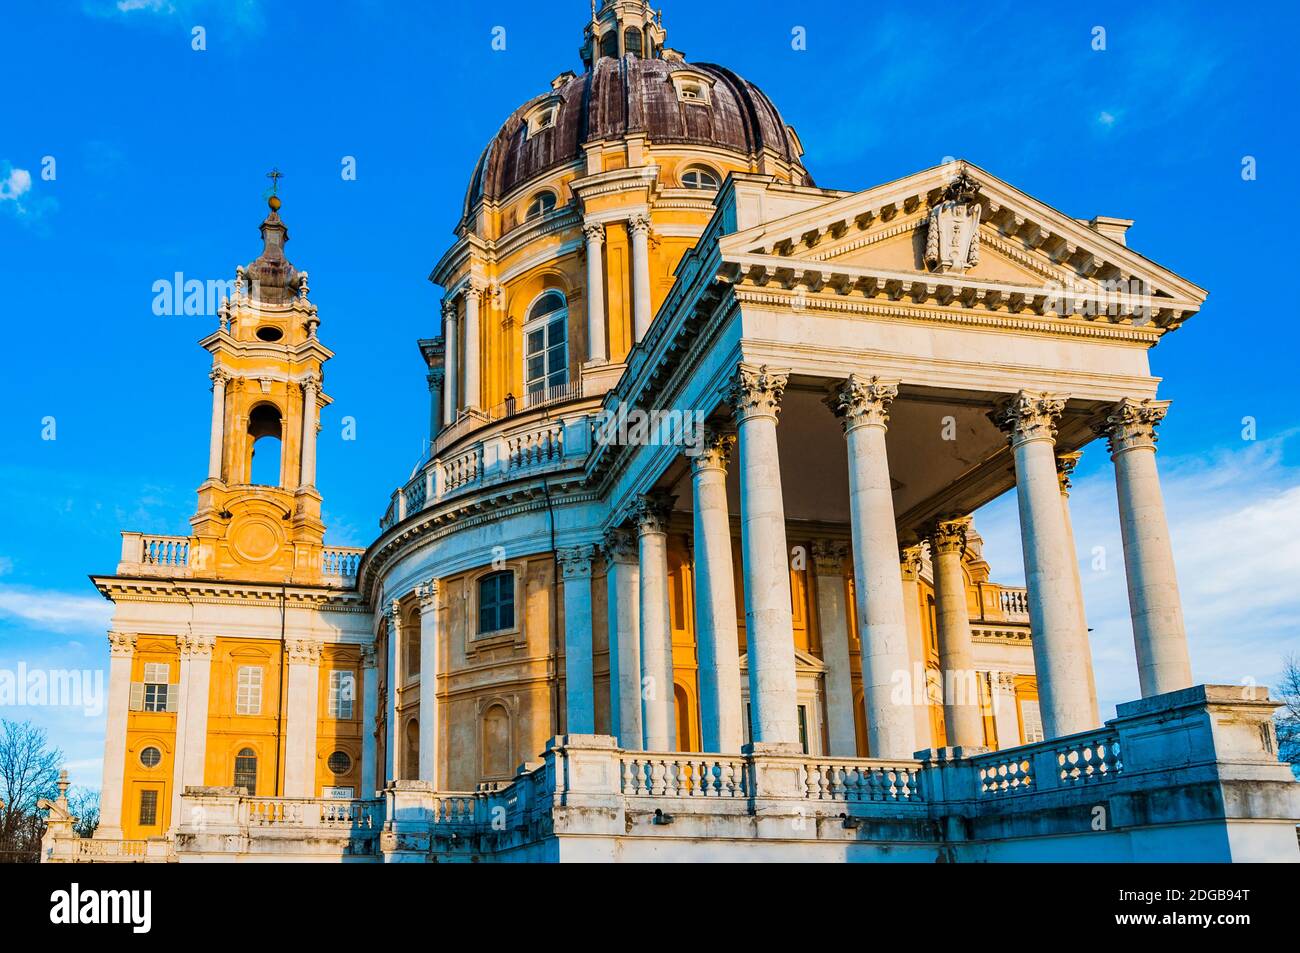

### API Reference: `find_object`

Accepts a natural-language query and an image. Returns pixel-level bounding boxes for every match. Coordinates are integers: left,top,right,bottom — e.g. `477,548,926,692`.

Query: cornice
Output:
90,575,366,610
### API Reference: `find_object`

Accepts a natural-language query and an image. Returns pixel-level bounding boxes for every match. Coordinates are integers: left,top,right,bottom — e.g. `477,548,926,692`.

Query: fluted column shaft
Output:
442,302,459,422
558,545,597,734
284,637,321,797
691,430,743,753
299,375,319,488
992,391,1097,738
813,542,856,756
629,214,653,343
604,528,643,748
207,369,228,480
828,375,915,759
97,632,136,838
636,495,676,750
463,285,482,409
730,364,799,746
1101,398,1193,696
929,518,984,748
417,582,442,787
384,603,400,782
583,222,607,363
360,646,378,797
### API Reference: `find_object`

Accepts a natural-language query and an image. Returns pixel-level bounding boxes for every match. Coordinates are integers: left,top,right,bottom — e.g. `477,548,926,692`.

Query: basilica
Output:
43,1,1299,862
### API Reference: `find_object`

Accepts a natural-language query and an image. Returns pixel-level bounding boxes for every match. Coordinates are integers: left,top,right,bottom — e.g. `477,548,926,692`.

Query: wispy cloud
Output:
0,160,56,226
975,431,1300,719
0,585,113,633
82,0,265,32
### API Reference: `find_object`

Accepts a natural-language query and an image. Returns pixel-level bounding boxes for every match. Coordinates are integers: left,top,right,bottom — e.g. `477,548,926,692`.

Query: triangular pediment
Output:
715,161,1206,328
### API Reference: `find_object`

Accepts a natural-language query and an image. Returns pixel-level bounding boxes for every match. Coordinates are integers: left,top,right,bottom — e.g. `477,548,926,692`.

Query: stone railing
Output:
321,546,364,580
77,838,148,859
620,753,751,798
380,413,593,530
242,796,382,829
117,532,194,576
803,759,924,803
972,729,1122,798
999,587,1030,618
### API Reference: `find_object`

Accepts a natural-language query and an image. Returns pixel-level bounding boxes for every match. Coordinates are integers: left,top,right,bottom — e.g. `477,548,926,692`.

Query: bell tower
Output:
190,186,333,584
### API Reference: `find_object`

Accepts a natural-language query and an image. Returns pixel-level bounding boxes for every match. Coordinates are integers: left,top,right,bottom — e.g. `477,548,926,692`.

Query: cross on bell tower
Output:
190,184,335,583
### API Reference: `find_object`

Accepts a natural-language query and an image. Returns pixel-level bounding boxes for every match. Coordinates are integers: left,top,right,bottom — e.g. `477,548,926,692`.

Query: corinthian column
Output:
691,429,743,753
826,375,915,759
928,518,984,748
299,373,320,488
442,300,459,423
427,368,444,445
635,494,677,750
207,368,229,481
463,283,483,410
628,214,653,343
812,541,856,756
991,391,1096,738
604,527,643,749
1099,398,1192,697
416,581,442,787
583,222,608,363
360,644,378,798
284,636,322,797
97,632,136,838
1057,451,1099,724
729,363,799,747
558,545,597,734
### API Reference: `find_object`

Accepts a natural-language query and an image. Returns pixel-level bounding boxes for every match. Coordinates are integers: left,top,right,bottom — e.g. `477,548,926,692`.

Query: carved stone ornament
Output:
557,544,597,579
602,526,639,566
1097,397,1170,457
990,390,1067,447
632,492,675,535
689,428,736,473
825,374,899,432
925,173,982,274
930,517,973,557
727,363,789,421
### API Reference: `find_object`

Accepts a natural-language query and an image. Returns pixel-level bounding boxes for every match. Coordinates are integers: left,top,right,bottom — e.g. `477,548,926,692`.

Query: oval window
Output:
139,746,162,768
256,326,284,342
328,751,352,775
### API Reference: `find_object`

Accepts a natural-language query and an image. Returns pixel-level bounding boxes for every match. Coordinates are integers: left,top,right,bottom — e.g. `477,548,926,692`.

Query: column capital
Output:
384,599,401,631
929,516,972,557
415,579,440,610
990,390,1067,447
991,671,1017,695
689,428,736,474
426,369,445,390
209,366,231,387
557,544,597,580
286,637,323,665
899,544,926,581
361,643,378,669
179,632,217,659
1056,450,1083,495
107,631,138,657
825,374,899,432
810,539,849,576
602,526,639,566
633,492,675,535
299,372,321,394
1097,397,1170,456
582,221,606,245
727,363,789,422
441,298,457,320
627,213,652,237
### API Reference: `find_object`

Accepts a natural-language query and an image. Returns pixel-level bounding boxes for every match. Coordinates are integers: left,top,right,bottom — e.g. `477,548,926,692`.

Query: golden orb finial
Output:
268,193,282,211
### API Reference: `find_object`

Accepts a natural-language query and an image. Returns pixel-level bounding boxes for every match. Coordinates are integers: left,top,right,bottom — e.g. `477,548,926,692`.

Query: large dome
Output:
463,56,811,215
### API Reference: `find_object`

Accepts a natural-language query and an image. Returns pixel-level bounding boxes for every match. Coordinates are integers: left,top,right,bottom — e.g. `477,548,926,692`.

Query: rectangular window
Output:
328,671,355,719
235,665,263,715
138,789,158,826
477,571,516,634
797,705,809,755
1020,699,1045,744
524,319,567,394
142,662,170,712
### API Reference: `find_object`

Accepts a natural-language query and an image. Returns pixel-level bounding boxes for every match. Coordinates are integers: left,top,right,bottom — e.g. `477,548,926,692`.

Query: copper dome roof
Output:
462,56,810,216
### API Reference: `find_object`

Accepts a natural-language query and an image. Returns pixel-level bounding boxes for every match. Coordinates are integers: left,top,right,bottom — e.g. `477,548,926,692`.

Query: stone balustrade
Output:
804,759,924,803
321,546,364,579
620,753,751,798
118,532,194,576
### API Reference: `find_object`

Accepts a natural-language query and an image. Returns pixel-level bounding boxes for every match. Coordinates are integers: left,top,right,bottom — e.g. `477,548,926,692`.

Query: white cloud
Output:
975,432,1300,719
0,164,32,202
0,586,113,633
1096,110,1117,128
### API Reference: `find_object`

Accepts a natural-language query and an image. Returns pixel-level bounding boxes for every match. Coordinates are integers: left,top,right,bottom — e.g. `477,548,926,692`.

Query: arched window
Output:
600,30,618,59
404,719,419,780
477,570,515,635
624,27,643,57
233,747,257,793
406,614,421,680
681,166,720,191
247,404,283,486
481,704,511,778
526,191,556,220
523,291,568,395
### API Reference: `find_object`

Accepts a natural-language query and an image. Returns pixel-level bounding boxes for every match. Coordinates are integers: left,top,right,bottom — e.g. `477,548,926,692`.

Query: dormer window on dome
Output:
671,70,714,106
525,101,559,139
526,191,557,220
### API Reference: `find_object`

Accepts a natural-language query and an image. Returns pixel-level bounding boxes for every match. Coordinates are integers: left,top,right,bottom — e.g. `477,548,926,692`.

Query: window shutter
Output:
128,682,144,711
166,684,180,713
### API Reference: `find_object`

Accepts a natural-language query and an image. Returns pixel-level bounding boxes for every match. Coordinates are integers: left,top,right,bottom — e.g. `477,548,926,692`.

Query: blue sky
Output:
1,0,1297,786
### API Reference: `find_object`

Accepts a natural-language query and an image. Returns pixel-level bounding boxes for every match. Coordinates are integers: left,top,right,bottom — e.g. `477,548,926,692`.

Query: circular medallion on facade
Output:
229,516,282,564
